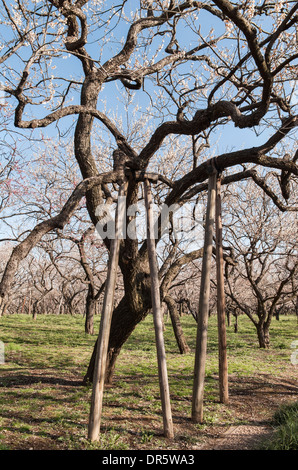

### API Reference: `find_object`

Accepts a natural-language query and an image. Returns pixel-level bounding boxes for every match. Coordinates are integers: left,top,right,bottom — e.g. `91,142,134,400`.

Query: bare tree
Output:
66,227,107,334
224,179,298,348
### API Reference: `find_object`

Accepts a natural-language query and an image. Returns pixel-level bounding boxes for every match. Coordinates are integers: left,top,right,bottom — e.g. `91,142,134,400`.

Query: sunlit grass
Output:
260,402,298,450
0,312,297,450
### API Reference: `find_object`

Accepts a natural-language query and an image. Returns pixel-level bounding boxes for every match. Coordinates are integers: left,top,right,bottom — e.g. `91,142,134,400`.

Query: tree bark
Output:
164,295,190,354
0,299,7,316
85,287,95,335
257,322,270,349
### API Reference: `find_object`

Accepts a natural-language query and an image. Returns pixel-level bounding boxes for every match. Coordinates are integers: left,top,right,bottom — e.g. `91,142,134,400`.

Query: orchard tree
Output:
53,226,109,333
0,0,297,382
223,178,298,348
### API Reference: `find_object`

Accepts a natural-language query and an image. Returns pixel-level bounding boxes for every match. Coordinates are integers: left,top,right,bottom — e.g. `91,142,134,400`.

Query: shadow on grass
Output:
0,373,84,387
228,374,298,397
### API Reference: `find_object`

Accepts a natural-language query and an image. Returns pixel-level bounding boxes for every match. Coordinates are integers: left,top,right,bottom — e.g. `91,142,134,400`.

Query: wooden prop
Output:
215,175,229,404
143,178,174,439
191,171,217,424
88,180,128,441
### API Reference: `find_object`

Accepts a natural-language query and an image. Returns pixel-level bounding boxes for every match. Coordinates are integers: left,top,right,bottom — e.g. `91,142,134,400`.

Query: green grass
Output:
260,401,298,450
0,313,297,450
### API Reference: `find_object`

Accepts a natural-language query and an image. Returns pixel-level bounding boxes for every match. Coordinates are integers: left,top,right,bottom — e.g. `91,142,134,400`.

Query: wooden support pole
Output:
215,175,229,404
88,181,127,442
192,171,217,424
143,178,174,439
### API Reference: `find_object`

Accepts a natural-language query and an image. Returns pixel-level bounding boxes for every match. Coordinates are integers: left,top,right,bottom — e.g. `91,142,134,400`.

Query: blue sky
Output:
0,1,296,181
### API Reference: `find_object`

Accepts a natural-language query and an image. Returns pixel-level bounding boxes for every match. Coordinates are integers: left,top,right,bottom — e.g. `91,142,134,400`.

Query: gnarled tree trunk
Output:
164,295,190,354
85,286,96,335
84,255,152,384
256,322,271,349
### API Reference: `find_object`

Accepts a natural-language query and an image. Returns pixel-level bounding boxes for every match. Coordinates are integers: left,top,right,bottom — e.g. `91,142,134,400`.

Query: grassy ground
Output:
260,401,298,450
0,312,297,450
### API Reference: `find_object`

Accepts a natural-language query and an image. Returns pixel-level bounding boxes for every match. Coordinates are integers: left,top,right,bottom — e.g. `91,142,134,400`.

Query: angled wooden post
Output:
143,178,174,439
215,175,229,404
88,180,127,442
192,171,217,424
